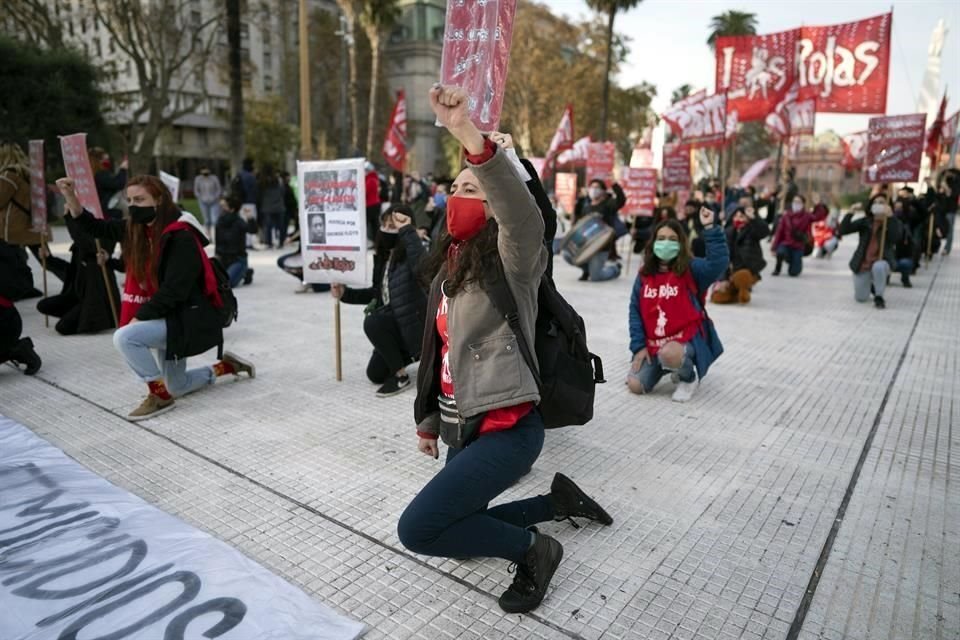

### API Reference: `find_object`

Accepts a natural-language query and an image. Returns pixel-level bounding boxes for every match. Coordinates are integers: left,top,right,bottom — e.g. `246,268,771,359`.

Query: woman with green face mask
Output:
627,210,729,402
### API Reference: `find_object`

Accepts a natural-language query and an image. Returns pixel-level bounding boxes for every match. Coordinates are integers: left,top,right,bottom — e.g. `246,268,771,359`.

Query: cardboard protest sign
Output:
383,90,407,171
159,170,181,203
298,158,368,287
60,133,103,218
620,168,658,217
662,143,691,192
28,140,47,232
586,142,616,183
555,172,578,215
864,114,925,184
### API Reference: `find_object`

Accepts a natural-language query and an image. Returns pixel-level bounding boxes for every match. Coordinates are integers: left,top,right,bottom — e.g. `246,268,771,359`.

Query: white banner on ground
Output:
297,158,368,287
159,170,181,203
0,415,366,640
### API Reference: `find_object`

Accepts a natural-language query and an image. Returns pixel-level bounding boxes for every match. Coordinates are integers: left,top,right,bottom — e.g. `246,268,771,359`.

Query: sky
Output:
539,0,960,135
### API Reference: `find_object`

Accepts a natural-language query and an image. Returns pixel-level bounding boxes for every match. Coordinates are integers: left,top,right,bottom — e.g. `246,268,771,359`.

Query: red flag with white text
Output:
546,104,574,160
926,95,947,170
662,92,728,148
382,90,407,172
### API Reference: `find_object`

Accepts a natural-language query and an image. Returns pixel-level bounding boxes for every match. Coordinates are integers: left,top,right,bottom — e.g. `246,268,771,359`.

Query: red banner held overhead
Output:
864,114,925,184
382,90,407,172
555,172,578,215
662,93,728,148
546,104,574,160
841,131,869,170
944,110,960,146
556,136,591,167
620,168,657,217
59,133,103,219
715,13,892,121
586,142,616,183
28,140,46,233
439,0,517,132
662,143,691,192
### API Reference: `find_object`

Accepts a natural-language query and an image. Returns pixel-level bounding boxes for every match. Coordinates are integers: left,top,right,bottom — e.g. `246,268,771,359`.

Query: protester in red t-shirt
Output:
398,85,612,617
628,211,729,402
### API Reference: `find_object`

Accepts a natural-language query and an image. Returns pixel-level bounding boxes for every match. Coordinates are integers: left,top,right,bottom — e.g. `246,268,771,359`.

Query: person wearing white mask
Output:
770,194,828,276
839,194,902,309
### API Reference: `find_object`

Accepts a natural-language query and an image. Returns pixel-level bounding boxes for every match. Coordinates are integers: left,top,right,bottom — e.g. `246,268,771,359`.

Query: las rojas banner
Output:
297,158,368,287
662,143,691,192
864,114,926,183
439,0,517,132
662,92,729,148
715,12,892,121
620,168,657,217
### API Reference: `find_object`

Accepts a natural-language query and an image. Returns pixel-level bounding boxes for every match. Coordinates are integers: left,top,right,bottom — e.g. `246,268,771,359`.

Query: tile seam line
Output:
785,258,943,640
17,374,588,640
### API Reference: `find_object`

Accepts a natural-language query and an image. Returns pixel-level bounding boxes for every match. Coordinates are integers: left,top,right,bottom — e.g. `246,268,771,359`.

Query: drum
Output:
561,214,614,266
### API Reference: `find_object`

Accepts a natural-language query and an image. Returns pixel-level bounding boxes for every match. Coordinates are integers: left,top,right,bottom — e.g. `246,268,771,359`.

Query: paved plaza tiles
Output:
2,237,957,640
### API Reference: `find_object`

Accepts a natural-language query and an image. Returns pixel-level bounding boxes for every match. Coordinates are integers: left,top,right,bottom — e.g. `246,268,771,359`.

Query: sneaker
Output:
127,394,175,421
294,284,313,294
376,374,410,397
672,379,699,403
901,273,912,288
550,473,613,525
498,528,564,614
10,338,41,375
874,296,886,309
243,268,254,285
222,351,256,378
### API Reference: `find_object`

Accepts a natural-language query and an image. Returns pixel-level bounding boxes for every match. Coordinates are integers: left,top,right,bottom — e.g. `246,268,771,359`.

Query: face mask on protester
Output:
129,205,157,225
791,201,804,212
446,195,488,241
871,203,888,215
588,187,604,200
379,229,398,250
653,239,681,261
733,218,747,230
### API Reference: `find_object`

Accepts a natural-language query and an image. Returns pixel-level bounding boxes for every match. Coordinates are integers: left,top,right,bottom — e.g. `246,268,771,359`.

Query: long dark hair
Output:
125,175,181,289
640,219,693,277
421,222,500,294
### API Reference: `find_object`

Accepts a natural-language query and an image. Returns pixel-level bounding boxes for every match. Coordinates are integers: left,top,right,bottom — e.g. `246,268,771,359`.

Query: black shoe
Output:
376,374,410,397
243,268,254,285
578,271,590,281
901,273,912,288
498,528,564,614
550,473,613,526
771,269,781,276
874,296,886,309
870,284,876,295
10,338,41,375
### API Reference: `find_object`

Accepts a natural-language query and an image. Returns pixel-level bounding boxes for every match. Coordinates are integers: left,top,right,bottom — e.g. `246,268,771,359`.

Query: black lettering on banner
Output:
58,571,201,640
0,490,92,535
11,539,147,600
0,517,121,571
164,597,248,639
0,511,100,549
2,535,129,583
0,463,57,496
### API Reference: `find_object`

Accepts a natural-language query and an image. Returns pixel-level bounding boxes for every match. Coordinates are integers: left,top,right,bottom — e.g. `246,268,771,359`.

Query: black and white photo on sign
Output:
309,212,327,244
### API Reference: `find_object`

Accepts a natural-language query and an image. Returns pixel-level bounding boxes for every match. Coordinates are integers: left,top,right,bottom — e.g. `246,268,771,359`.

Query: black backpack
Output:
209,257,238,328
485,259,605,429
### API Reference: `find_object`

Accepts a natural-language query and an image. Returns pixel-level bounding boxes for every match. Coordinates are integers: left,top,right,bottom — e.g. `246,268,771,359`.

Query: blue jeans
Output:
397,411,552,563
226,257,248,288
628,342,696,392
777,246,804,276
113,319,215,397
199,200,220,229
946,213,956,254
853,261,890,302
585,252,621,282
895,257,914,275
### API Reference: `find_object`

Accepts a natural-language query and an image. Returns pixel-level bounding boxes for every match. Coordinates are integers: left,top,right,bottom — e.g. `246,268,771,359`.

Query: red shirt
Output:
638,270,702,356
365,171,381,207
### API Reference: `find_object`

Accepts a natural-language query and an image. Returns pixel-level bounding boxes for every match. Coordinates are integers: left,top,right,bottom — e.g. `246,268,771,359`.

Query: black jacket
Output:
574,184,626,227
840,213,902,273
215,211,258,267
95,168,127,217
342,225,427,358
75,210,222,359
53,216,121,333
726,217,770,276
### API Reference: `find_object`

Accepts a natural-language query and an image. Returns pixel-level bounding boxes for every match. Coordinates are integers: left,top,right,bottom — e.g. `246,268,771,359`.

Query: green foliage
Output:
671,84,693,105
707,10,758,50
244,96,298,168
0,36,112,175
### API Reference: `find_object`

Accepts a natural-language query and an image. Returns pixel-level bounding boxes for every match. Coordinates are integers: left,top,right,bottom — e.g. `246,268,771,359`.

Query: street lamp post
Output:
298,0,313,159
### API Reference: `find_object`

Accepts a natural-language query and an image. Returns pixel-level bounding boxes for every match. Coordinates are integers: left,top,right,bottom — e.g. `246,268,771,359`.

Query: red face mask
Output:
446,195,488,241
733,218,747,230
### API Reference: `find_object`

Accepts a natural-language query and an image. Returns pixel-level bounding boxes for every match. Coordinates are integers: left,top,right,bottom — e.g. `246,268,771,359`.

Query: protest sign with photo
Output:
620,168,658,217
661,93,728,148
439,0,517,132
28,140,46,232
555,172,578,215
586,142,616,183
60,133,103,219
864,114,926,184
159,170,181,203
662,143,692,192
298,159,368,287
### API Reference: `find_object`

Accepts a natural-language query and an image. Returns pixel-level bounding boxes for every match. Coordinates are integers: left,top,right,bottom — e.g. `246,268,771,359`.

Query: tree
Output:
671,84,693,105
584,0,643,141
607,82,657,162
360,0,401,159
5,0,66,49
244,96,298,168
332,0,362,155
706,10,757,50
90,0,222,173
226,0,243,173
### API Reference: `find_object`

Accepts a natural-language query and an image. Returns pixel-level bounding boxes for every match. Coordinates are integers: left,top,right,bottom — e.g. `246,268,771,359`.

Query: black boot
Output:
901,272,912,288
772,256,783,276
498,528,564,614
550,473,613,526
874,295,886,309
243,268,254,285
10,338,41,375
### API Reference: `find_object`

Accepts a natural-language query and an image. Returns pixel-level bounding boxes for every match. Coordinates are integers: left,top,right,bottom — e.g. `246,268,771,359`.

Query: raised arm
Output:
56,177,126,243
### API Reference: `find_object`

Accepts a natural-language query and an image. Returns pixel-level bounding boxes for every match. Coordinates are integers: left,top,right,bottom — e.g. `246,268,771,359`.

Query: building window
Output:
81,18,87,34
94,39,102,57
68,21,74,37
173,127,184,144
264,74,273,91
109,38,115,53
198,128,208,145
263,50,271,69
191,10,202,28
240,24,249,41
125,60,132,74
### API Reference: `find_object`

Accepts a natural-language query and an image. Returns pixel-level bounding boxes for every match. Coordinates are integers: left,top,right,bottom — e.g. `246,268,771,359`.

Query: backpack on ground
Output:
485,259,605,429
209,257,238,328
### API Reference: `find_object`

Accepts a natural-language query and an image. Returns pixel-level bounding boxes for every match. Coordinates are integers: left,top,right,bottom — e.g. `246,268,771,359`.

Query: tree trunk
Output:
347,20,361,155
599,7,617,141
132,115,163,175
227,0,244,174
365,33,381,160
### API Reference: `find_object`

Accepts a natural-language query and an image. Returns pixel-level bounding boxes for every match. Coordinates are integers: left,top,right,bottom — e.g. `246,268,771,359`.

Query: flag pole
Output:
334,299,343,382
96,239,119,327
41,230,49,328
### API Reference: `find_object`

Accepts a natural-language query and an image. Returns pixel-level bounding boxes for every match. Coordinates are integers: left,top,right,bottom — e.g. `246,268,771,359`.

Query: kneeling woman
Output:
398,86,612,615
332,205,427,397
57,175,255,421
628,211,728,402
839,193,900,309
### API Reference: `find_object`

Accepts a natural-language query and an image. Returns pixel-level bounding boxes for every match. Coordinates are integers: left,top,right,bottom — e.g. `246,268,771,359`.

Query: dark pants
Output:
0,305,23,361
265,211,287,248
225,257,249,288
366,205,381,242
363,311,408,382
776,246,804,276
36,293,82,335
397,411,553,563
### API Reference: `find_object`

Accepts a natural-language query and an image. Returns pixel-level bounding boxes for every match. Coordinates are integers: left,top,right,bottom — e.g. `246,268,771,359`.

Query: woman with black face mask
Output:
331,204,428,397
57,175,255,421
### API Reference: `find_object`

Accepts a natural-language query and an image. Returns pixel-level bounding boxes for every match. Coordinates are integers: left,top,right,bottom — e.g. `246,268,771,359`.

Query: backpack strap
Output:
485,257,543,390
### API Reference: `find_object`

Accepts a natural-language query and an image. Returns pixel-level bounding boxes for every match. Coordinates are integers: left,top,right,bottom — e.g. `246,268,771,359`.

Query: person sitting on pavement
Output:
331,205,427,397
839,193,902,309
0,295,41,375
572,178,627,281
812,217,839,259
628,210,728,402
710,205,769,305
770,194,828,277
215,194,258,288
398,85,613,617
57,174,255,421
891,199,917,288
276,230,331,294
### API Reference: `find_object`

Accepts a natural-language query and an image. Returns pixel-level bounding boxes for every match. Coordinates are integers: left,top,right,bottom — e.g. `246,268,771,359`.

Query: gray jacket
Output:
414,147,547,436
